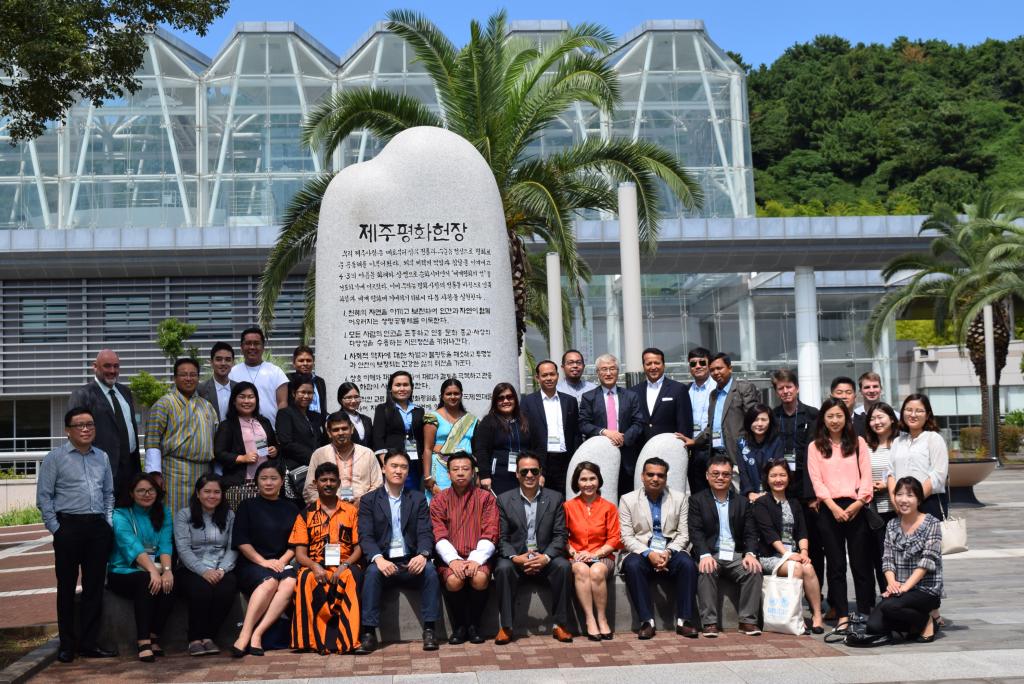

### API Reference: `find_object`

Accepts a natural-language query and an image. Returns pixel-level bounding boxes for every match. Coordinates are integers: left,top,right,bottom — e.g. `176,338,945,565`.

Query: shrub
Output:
1005,410,1024,428
0,507,42,527
957,425,1023,456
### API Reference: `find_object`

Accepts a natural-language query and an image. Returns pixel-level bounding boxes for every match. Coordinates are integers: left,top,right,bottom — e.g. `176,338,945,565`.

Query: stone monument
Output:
564,436,622,506
633,433,689,495
315,127,519,415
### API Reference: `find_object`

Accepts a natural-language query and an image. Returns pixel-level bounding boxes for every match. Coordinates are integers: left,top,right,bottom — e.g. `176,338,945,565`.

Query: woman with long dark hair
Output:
806,397,874,634
172,474,238,656
372,371,425,489
108,472,174,662
422,378,477,499
866,402,900,593
214,381,280,496
738,404,782,501
472,383,531,494
337,382,373,448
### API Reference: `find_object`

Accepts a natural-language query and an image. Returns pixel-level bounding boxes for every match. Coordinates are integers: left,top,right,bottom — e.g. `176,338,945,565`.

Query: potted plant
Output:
949,427,1000,506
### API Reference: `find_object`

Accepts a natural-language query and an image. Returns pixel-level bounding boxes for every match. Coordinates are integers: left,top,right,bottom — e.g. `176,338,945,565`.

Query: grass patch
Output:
0,626,56,670
0,507,42,527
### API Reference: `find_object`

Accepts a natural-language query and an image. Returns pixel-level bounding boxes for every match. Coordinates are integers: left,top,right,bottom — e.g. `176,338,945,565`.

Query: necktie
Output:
605,391,618,432
109,388,131,461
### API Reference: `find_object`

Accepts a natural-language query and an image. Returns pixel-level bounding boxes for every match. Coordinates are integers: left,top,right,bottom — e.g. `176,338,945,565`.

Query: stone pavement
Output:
19,467,1024,682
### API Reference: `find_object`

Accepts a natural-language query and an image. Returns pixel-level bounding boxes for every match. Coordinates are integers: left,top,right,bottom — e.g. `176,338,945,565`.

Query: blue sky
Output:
169,0,1024,67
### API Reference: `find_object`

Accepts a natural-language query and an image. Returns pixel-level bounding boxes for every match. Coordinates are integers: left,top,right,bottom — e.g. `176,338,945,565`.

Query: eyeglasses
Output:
68,422,96,430
563,359,584,366
342,395,361,402
689,359,708,367
904,409,927,416
518,467,540,476
708,471,732,479
134,488,157,496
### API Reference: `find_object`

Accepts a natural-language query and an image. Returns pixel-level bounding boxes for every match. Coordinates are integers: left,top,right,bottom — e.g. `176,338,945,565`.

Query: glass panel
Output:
20,298,68,343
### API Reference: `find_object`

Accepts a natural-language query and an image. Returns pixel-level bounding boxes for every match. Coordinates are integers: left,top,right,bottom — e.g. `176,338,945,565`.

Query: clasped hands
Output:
512,551,549,575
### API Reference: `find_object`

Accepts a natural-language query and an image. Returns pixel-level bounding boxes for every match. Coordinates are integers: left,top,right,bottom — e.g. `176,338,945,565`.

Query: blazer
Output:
695,378,759,462
197,377,235,418
213,415,280,488
751,494,809,558
688,488,759,558
372,402,425,453
773,402,819,500
67,380,141,488
738,434,783,496
357,486,434,561
578,385,645,467
287,372,329,415
629,376,695,445
472,413,531,480
274,405,327,471
349,412,374,449
520,390,580,455
496,487,567,559
617,486,690,556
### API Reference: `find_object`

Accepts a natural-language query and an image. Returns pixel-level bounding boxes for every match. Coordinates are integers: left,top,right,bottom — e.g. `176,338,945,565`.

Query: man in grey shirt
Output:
36,407,117,663
556,349,597,402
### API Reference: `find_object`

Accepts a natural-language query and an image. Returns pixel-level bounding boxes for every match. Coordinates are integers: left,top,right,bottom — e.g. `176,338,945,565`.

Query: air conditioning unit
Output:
915,347,938,362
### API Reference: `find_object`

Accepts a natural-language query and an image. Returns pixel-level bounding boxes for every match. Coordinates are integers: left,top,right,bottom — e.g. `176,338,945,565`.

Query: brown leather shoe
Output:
738,622,762,636
676,622,699,638
702,624,720,638
552,625,573,643
637,623,656,640
494,627,514,645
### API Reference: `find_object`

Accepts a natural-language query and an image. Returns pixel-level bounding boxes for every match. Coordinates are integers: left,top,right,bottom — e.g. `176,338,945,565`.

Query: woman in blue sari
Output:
421,378,477,499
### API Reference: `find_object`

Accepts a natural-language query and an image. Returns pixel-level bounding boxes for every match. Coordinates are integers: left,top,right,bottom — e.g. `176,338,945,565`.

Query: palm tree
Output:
258,9,702,349
867,191,1024,457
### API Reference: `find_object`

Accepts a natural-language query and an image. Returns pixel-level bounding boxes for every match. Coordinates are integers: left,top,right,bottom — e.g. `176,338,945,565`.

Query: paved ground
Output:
12,467,1024,682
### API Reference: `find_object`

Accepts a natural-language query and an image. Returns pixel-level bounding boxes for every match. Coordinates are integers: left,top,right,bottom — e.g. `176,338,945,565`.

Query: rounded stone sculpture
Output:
633,433,689,496
564,436,621,506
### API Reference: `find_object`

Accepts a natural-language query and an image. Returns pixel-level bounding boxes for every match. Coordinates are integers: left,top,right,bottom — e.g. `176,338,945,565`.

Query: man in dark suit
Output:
67,349,140,498
579,353,644,496
197,341,236,420
692,353,758,491
630,347,694,451
831,376,867,437
493,453,573,645
355,450,440,653
688,455,763,637
521,359,580,497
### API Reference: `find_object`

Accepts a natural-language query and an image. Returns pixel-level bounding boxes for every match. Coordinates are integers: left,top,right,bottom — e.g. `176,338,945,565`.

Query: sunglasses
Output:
497,395,515,402
518,467,540,476
689,359,708,367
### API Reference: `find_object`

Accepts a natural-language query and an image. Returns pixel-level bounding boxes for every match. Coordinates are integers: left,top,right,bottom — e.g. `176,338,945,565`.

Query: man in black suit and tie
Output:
67,349,141,498
521,360,580,497
493,453,574,645
356,450,440,653
630,347,694,452
579,353,644,496
692,353,758,492
197,341,236,420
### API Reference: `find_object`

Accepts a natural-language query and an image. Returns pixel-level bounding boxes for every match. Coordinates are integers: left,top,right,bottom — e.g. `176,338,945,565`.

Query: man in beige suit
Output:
618,457,698,639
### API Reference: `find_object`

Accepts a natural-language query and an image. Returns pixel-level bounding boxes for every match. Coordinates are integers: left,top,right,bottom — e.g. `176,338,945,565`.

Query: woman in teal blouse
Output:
108,473,175,662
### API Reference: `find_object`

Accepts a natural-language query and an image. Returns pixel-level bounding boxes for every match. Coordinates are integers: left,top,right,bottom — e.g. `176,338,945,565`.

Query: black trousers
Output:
687,447,712,495
494,556,572,629
52,514,113,651
866,588,940,635
817,499,875,617
178,567,239,642
802,502,826,597
106,570,175,641
542,452,570,498
869,511,898,593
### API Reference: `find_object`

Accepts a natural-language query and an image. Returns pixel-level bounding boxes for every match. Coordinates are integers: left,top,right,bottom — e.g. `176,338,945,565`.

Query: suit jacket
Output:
358,486,434,561
213,415,280,488
274,406,327,471
520,390,580,456
372,402,425,453
751,494,809,558
197,378,235,418
349,412,374,449
496,487,567,559
287,372,328,415
629,376,694,445
695,378,759,462
687,488,759,558
67,380,141,488
578,385,645,469
618,486,690,556
773,402,819,500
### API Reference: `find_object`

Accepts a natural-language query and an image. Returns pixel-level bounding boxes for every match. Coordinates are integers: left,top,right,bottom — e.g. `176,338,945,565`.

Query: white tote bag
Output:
940,513,968,555
761,552,806,635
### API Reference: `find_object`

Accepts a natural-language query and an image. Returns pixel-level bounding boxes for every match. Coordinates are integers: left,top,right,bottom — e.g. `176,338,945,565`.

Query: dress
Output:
563,495,621,573
231,495,299,593
289,501,361,654
758,499,796,573
422,411,477,498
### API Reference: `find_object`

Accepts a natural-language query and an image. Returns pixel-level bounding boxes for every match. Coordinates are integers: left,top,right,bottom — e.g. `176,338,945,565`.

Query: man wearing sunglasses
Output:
493,453,573,645
685,347,714,493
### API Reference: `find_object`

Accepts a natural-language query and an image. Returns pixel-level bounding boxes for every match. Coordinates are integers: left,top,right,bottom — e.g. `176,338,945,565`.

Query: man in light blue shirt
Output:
686,347,714,494
556,349,597,401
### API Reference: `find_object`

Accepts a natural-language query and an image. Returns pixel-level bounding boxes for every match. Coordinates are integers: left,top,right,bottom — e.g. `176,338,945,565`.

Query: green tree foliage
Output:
155,318,199,363
744,35,1024,214
0,0,228,142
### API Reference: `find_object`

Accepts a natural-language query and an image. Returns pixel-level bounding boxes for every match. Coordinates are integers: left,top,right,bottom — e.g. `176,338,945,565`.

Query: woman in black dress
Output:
473,383,531,495
275,374,327,499
338,381,373,449
372,370,425,489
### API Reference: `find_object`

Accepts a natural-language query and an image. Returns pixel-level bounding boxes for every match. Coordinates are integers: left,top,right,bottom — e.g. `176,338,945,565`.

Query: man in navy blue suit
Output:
521,360,581,497
579,354,644,496
356,450,441,654
630,347,694,455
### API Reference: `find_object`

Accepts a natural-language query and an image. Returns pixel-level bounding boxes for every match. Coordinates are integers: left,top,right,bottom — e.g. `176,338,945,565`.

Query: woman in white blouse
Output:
886,394,948,521
866,403,899,593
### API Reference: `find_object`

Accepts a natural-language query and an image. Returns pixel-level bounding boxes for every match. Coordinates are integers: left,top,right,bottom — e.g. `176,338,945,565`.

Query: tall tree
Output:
0,0,228,142
258,9,702,348
867,191,1024,458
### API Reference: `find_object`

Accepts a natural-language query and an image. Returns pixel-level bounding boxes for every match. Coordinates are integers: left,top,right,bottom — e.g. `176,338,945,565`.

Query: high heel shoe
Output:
914,617,937,643
586,632,602,642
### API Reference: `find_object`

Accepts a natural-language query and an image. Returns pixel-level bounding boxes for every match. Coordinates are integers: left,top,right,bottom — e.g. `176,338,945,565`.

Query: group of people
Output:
37,330,948,663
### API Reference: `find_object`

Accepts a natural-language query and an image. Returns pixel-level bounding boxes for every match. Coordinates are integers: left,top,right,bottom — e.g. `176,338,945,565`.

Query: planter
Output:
948,457,998,507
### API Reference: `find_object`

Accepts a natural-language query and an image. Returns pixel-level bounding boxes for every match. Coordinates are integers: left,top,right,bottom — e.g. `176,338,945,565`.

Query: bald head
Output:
93,350,121,386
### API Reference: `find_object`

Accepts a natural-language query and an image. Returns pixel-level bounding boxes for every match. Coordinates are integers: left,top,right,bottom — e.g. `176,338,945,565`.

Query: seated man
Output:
688,455,763,637
356,450,440,653
494,453,574,644
429,452,498,645
290,462,363,654
620,456,699,639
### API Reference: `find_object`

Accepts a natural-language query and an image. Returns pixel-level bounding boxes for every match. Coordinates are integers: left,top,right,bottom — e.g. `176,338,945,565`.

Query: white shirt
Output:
214,379,232,420
347,412,366,440
228,361,289,424
886,431,949,494
646,376,665,416
541,391,566,452
689,379,712,432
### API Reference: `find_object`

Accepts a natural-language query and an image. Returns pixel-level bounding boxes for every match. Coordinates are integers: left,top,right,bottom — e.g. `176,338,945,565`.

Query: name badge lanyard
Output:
507,421,522,473
782,414,799,470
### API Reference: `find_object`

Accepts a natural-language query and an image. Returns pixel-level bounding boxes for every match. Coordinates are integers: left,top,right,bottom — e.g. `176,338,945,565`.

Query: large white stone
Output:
633,433,689,495
565,436,622,506
315,127,519,415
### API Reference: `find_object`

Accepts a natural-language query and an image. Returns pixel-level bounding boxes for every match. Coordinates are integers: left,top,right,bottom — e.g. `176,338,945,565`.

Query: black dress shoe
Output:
79,646,118,658
448,626,467,645
354,631,378,655
422,628,439,651
467,625,484,644
56,650,75,663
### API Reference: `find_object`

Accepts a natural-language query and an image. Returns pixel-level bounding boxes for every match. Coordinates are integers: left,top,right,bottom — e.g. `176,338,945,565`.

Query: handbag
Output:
285,465,308,502
761,552,806,635
863,505,886,531
939,505,968,555
225,479,259,511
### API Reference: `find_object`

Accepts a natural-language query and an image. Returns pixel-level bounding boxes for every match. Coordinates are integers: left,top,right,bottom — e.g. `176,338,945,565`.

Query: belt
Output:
56,512,104,522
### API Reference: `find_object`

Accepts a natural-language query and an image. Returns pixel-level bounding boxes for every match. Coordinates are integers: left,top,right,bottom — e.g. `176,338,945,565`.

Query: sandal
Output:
149,638,165,657
137,642,155,663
